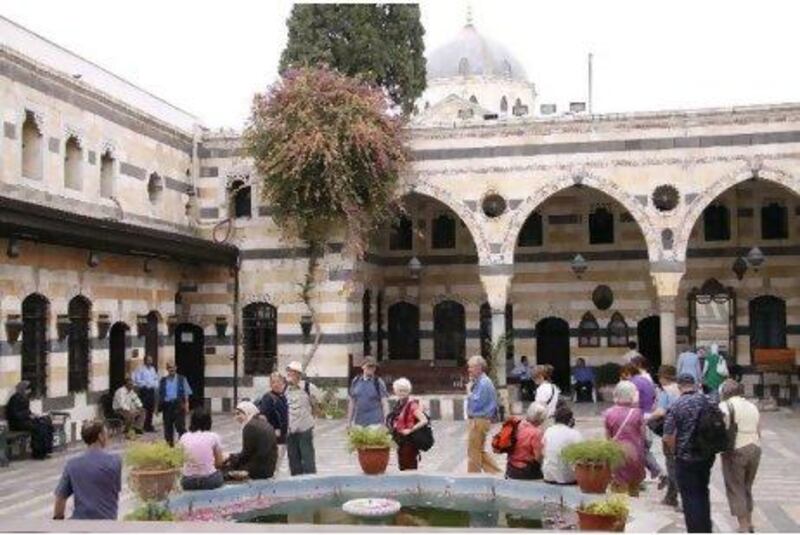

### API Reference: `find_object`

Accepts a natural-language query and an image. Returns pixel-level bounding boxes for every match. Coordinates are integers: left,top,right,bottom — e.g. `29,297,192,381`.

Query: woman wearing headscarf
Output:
6,381,54,459
225,401,278,480
604,380,646,496
702,343,728,398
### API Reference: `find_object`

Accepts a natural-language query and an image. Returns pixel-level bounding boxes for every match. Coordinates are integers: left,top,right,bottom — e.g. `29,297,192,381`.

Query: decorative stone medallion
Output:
481,192,507,218
592,285,614,310
652,185,680,212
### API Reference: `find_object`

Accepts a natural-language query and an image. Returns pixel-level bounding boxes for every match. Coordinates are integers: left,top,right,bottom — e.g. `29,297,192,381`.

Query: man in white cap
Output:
284,361,321,476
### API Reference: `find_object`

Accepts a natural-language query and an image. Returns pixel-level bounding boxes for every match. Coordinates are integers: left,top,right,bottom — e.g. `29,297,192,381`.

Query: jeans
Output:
161,401,186,447
675,457,715,533
181,470,224,491
138,388,156,431
287,428,316,476
664,451,678,503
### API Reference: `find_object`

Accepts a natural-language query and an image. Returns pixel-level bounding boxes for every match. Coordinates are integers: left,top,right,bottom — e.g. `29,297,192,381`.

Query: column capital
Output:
650,270,684,299
479,272,512,312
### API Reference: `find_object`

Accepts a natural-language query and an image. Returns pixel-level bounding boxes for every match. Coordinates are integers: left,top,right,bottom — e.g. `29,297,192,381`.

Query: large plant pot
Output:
576,510,625,532
574,462,611,494
129,468,180,501
357,447,390,475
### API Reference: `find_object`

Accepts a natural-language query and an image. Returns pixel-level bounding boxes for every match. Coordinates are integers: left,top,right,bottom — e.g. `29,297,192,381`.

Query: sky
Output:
3,0,800,129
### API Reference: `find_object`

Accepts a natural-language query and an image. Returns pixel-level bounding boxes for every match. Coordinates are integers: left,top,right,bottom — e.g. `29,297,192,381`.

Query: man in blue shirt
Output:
132,354,159,432
510,355,534,401
466,355,501,474
677,347,702,384
347,357,389,427
53,421,121,520
158,362,192,446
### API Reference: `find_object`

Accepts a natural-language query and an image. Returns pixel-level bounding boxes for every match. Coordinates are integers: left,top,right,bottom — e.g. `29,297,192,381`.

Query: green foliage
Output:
595,362,622,386
561,439,626,469
580,494,629,518
280,4,426,114
320,385,346,419
347,425,393,452
124,502,174,521
125,441,185,471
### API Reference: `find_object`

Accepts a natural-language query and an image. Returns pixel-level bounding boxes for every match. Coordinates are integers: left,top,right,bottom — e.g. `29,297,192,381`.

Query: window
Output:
703,204,730,241
67,296,91,393
362,290,372,356
432,214,456,249
64,135,83,190
434,300,466,362
145,311,159,368
243,302,278,375
21,110,43,180
389,215,413,250
22,293,49,398
578,312,600,347
761,202,788,240
589,207,614,244
500,96,508,113
388,302,419,359
607,312,629,348
517,212,543,247
100,150,115,199
512,98,529,116
230,180,252,218
148,173,164,204
458,57,469,75
749,295,787,354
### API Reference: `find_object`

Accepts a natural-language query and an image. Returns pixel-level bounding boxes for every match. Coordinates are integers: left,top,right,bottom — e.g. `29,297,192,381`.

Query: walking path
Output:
1,404,798,531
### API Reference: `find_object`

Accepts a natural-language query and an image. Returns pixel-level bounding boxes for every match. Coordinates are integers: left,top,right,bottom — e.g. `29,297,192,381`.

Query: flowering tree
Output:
244,66,407,368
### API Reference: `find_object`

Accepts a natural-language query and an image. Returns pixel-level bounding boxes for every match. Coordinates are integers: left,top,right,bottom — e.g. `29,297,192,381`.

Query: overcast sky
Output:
3,0,800,128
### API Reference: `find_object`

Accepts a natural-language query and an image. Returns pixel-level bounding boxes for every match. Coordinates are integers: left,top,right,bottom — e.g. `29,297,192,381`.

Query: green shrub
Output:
124,502,174,521
581,494,629,519
595,363,621,386
125,441,185,471
320,385,346,419
347,425,393,452
561,439,626,469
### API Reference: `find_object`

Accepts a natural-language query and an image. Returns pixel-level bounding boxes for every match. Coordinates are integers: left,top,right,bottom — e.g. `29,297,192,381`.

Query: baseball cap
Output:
286,361,303,373
677,373,696,386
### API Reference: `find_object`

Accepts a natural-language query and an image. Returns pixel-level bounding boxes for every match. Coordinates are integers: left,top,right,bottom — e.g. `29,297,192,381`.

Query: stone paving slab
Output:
0,404,797,532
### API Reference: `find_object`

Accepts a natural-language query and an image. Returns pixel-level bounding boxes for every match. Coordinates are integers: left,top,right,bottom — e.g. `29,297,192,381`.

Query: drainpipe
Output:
232,253,241,407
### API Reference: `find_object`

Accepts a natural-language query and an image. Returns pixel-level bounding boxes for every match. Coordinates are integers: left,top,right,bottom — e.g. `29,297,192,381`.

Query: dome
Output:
426,24,528,82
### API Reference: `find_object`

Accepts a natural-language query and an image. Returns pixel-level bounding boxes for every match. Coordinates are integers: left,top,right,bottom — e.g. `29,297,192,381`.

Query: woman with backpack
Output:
387,378,429,471
719,379,761,533
504,402,548,480
604,380,646,496
533,366,560,420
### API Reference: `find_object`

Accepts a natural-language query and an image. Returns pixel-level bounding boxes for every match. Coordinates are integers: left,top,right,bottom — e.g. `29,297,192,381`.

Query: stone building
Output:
1,16,798,435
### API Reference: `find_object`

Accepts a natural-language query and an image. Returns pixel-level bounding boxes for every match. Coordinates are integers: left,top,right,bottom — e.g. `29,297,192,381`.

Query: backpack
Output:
491,417,521,454
692,396,729,458
387,400,435,452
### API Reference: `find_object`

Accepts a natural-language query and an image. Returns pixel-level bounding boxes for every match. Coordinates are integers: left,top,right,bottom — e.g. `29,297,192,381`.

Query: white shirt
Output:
719,396,760,450
623,350,642,363
534,381,560,418
113,386,143,413
542,424,583,483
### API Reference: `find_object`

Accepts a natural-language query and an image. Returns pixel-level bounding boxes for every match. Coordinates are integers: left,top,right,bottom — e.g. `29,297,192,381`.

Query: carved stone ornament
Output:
592,285,614,310
481,192,507,218
652,184,680,212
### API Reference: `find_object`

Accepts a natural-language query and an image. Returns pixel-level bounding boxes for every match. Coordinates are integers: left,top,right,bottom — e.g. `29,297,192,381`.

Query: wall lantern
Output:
570,254,588,279
5,314,22,344
746,247,765,270
167,315,178,336
408,256,422,279
6,238,20,258
136,315,148,338
300,314,313,341
97,314,111,339
143,259,153,274
56,314,70,340
87,251,100,268
732,257,748,281
215,316,228,338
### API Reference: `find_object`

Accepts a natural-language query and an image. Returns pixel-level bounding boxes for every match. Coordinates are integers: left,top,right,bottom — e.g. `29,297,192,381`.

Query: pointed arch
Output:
607,311,629,348
68,295,91,393
578,312,600,348
22,293,49,398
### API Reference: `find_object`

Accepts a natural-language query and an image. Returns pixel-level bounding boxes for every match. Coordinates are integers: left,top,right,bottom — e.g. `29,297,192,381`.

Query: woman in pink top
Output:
179,407,225,490
506,402,547,480
604,380,646,496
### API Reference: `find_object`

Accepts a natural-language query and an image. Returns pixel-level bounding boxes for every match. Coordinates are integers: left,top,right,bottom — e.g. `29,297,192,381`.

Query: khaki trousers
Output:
467,418,501,474
721,444,761,517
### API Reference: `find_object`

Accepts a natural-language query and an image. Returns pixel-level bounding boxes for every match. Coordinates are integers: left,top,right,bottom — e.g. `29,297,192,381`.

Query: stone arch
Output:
675,163,800,261
501,170,660,263
401,179,493,265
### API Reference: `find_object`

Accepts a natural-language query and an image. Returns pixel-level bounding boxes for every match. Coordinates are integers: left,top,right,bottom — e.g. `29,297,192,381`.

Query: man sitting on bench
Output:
112,378,144,437
6,380,54,459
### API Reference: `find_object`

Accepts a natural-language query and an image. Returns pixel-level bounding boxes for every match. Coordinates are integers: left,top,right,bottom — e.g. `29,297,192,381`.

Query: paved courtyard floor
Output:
1,403,799,532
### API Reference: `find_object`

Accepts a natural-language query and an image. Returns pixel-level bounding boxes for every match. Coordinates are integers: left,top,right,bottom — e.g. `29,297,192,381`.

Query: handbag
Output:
716,357,729,377
409,420,435,451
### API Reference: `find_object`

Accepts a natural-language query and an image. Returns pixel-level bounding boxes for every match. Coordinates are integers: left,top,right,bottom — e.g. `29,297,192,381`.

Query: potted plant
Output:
561,439,625,494
576,494,628,532
124,502,174,522
347,425,393,475
321,385,345,419
125,441,185,502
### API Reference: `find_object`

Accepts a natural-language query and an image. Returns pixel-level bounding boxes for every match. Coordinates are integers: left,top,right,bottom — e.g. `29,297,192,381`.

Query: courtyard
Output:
1,403,799,532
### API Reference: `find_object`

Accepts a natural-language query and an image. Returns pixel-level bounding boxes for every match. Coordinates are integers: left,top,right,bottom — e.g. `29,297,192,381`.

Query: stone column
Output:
650,267,685,365
479,272,512,387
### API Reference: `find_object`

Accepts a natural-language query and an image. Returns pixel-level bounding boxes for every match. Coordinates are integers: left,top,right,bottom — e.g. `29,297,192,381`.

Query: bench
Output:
0,411,70,465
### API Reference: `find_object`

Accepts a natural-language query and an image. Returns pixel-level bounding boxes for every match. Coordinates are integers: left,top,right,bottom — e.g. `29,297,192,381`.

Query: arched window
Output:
230,180,252,218
100,150,115,199
432,214,456,249
458,57,469,75
578,312,600,347
517,212,543,247
388,302,419,359
589,207,615,244
22,294,49,398
749,295,787,356
500,96,508,113
145,311,160,368
434,300,466,362
68,296,91,393
21,110,43,180
607,312,629,348
389,215,413,250
243,302,277,375
148,173,163,204
64,135,83,190
362,290,372,356
703,204,730,242
761,202,788,240
479,302,492,359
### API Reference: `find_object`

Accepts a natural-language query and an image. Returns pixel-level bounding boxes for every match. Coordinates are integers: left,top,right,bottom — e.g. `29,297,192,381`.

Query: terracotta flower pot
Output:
357,447,390,475
129,468,180,501
574,462,612,494
576,510,625,532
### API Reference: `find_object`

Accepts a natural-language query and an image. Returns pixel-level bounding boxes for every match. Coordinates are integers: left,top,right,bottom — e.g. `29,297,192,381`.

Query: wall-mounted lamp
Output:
732,257,748,280
143,259,153,273
5,314,22,343
215,316,228,338
746,247,765,270
136,314,147,338
56,314,70,340
300,314,313,341
408,256,422,279
6,238,19,258
570,254,588,279
97,314,111,339
87,251,100,268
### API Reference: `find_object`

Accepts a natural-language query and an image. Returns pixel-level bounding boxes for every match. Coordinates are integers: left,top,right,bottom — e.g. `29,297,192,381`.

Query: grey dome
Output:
426,24,528,82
